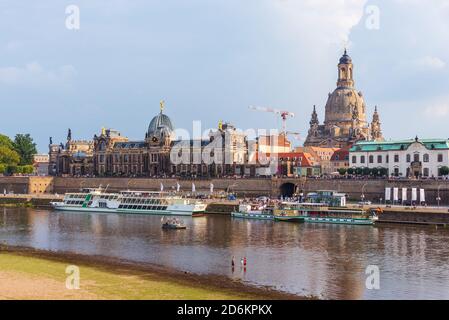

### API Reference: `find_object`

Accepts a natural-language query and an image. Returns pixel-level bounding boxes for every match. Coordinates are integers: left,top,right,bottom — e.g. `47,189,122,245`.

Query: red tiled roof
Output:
331,149,349,161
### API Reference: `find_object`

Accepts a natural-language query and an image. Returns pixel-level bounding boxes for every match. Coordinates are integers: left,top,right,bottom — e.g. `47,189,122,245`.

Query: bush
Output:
355,167,363,175
439,166,449,176
371,167,379,176
6,164,17,174
338,168,347,175
362,167,371,176
347,168,354,175
379,167,388,176
21,165,34,174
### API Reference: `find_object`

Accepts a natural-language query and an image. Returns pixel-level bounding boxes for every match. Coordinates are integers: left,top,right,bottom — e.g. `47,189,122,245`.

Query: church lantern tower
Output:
337,49,354,88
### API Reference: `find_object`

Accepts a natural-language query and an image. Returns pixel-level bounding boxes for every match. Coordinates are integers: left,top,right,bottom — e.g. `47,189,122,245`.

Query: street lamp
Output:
437,185,442,207
361,183,367,203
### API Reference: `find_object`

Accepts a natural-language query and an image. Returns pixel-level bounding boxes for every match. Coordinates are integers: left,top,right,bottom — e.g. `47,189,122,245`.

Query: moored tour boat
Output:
50,189,207,216
274,190,378,226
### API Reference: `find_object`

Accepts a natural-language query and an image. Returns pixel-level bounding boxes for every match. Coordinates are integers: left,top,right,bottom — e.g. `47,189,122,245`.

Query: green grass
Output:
0,253,263,300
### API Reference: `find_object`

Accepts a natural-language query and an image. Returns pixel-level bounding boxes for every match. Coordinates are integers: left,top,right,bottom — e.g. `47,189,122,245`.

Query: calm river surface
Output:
1,207,449,299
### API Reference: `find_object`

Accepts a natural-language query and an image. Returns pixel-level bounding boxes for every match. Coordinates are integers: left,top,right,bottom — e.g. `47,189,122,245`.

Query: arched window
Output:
414,153,419,162
406,154,411,162
423,154,429,162
369,155,374,164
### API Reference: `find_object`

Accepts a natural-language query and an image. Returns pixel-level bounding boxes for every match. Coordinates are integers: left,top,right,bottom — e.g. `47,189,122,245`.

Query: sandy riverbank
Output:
0,246,306,300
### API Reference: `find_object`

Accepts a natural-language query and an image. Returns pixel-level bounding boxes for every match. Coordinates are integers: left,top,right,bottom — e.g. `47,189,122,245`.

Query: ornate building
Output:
50,102,249,178
92,101,174,177
304,50,384,148
48,129,94,176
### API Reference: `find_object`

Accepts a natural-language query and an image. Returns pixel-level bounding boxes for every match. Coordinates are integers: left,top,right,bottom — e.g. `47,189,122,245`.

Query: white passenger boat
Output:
50,189,207,216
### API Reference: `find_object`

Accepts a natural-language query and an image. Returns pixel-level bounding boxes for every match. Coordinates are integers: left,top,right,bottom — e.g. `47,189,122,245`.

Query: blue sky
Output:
1,0,448,152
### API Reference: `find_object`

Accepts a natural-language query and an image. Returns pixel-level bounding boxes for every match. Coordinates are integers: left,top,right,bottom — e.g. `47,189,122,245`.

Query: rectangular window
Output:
377,155,382,163
394,155,399,163
352,156,357,164
360,156,365,164
438,154,443,162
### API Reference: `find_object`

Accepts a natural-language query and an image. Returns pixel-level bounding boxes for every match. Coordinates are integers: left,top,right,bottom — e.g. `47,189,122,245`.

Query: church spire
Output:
337,49,354,88
310,105,319,126
370,106,383,141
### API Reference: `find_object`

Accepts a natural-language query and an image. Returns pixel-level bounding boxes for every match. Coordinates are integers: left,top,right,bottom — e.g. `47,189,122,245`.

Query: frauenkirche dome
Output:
304,50,383,148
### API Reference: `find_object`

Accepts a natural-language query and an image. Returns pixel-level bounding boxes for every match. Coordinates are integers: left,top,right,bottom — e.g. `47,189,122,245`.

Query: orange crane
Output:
248,106,296,135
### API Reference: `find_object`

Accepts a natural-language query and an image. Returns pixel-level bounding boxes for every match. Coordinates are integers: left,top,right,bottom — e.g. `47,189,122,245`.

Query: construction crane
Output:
249,106,296,135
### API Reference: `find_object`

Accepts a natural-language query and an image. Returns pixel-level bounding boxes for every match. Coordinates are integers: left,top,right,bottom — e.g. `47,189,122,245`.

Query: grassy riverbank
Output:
0,247,302,300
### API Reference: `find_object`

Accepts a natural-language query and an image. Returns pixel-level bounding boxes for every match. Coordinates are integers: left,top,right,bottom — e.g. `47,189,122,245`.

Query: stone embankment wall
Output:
52,177,274,197
2,176,449,206
302,179,449,205
0,176,53,195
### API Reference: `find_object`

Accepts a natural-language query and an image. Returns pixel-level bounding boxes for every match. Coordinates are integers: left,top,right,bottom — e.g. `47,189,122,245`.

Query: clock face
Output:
151,136,159,143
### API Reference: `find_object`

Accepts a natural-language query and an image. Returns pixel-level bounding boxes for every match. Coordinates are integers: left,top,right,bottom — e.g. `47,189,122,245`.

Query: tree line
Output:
0,133,37,175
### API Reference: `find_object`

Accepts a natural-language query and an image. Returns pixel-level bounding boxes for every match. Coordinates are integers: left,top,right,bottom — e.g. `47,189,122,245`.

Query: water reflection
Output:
1,207,449,299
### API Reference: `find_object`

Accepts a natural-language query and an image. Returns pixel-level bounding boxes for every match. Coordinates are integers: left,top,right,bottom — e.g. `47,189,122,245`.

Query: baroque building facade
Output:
304,50,384,148
48,129,94,176
349,137,449,178
49,102,249,178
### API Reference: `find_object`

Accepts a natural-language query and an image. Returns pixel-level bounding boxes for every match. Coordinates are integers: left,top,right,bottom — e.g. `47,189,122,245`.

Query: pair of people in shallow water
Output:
231,256,247,268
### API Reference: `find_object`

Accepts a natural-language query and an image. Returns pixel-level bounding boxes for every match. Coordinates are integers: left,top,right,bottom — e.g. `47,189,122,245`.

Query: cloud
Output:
424,98,449,118
412,56,446,70
272,0,368,46
0,62,76,86
4,40,23,52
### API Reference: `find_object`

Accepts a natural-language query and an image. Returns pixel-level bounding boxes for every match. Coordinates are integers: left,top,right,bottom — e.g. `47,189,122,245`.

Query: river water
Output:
1,207,449,299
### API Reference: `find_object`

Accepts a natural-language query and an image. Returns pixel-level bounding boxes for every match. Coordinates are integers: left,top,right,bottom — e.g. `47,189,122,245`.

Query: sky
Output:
0,0,449,152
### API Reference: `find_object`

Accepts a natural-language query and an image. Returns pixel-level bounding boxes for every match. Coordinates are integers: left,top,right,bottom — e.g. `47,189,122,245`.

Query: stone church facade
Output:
304,50,383,149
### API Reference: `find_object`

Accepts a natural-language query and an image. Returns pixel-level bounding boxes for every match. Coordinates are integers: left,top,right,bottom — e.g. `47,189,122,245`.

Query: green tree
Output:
338,168,347,175
13,134,37,165
0,134,14,149
21,165,35,174
347,168,355,175
439,166,449,176
371,167,379,176
6,164,17,174
0,145,20,164
362,167,371,176
355,167,363,175
0,163,6,174
379,167,388,177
